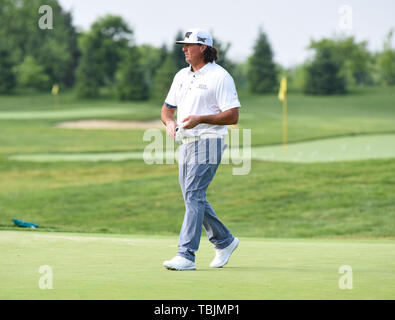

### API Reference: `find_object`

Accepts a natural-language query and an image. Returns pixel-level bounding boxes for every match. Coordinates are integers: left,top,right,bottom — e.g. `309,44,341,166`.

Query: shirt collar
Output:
189,62,214,75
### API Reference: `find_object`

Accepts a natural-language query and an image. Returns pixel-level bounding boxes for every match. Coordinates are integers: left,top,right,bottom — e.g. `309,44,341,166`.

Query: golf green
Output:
8,133,395,163
252,133,395,163
1,231,394,299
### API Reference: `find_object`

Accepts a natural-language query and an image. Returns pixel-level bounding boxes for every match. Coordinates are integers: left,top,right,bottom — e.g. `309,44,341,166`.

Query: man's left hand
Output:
181,115,201,129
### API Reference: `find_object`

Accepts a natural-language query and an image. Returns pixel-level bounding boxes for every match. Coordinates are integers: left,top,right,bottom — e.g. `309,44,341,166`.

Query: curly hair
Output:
201,45,218,63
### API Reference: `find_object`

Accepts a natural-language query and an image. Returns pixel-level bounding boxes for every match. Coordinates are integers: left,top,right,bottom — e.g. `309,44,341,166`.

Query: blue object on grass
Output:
12,218,39,229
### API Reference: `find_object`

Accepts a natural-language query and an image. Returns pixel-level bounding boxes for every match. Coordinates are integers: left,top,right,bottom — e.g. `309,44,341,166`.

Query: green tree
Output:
0,0,80,87
247,28,278,94
232,61,249,90
288,64,308,91
309,37,374,86
0,43,17,93
152,54,178,103
75,33,102,98
90,15,133,87
14,56,50,91
304,47,347,95
138,44,168,94
211,35,235,75
75,15,133,97
172,30,189,70
115,47,149,101
378,29,395,86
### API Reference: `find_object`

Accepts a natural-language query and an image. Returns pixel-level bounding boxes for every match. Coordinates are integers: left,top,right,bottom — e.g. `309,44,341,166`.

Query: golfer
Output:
161,29,241,270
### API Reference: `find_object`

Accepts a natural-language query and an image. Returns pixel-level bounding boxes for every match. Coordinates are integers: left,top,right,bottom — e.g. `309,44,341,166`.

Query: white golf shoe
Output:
163,256,196,271
210,237,239,268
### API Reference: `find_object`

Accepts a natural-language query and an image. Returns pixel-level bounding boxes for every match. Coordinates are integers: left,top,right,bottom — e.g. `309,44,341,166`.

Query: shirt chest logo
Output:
197,83,208,90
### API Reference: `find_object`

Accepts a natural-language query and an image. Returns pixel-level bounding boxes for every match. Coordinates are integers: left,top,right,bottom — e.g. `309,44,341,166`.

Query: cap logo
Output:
197,36,206,43
185,32,192,38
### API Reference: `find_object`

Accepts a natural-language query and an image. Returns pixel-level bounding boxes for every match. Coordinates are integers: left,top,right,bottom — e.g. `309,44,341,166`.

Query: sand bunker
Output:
56,119,165,130
56,120,239,131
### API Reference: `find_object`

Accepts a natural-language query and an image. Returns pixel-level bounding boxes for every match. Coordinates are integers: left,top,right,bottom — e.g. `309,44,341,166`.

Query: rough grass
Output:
0,157,394,238
0,87,394,238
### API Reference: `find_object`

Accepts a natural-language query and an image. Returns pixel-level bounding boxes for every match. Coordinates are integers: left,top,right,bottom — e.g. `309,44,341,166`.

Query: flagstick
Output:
54,94,59,109
52,84,60,109
278,77,288,156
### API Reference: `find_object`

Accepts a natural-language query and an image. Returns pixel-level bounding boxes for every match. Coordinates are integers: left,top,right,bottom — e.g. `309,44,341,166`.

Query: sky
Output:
58,0,395,68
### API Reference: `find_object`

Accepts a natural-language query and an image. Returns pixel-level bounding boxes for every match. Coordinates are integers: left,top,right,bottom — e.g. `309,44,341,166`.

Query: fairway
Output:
8,133,395,163
0,108,136,120
1,231,394,300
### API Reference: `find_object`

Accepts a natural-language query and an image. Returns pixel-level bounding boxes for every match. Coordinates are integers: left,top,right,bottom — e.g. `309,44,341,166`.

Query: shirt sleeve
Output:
164,74,179,108
215,73,241,112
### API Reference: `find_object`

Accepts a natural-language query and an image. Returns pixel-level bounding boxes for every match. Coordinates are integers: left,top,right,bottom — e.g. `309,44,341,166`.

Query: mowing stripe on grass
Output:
8,134,395,163
0,108,136,120
9,152,145,162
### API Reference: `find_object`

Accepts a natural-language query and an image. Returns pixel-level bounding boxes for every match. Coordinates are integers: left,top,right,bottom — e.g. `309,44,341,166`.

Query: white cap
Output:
176,28,213,47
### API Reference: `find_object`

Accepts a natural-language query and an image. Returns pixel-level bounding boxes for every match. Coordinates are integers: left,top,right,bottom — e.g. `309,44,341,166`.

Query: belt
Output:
181,134,224,144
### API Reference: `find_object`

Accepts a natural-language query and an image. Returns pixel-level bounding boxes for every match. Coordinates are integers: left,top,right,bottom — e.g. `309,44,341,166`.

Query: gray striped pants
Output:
177,138,234,262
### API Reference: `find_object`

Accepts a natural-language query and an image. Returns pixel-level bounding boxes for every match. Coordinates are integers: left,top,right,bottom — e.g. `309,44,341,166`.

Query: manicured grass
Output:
0,157,394,238
1,231,394,300
250,133,395,163
239,86,395,146
0,121,148,154
1,87,395,154
8,133,395,163
0,107,138,120
1,87,394,300
0,87,394,239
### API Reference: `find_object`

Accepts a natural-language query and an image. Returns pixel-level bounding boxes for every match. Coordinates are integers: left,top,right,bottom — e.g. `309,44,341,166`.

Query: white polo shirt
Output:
164,62,241,138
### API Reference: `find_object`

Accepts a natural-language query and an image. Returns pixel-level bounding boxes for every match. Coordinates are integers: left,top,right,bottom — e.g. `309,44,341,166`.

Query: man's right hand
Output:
165,120,178,140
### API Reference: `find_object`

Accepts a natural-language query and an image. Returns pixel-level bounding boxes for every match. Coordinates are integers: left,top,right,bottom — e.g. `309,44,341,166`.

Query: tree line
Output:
0,0,394,99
